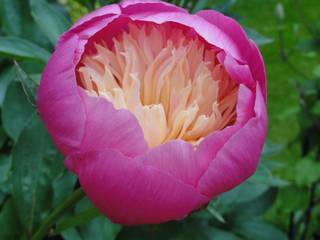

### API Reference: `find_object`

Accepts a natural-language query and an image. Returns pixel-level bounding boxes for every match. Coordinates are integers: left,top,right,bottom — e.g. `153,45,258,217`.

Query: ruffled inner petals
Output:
78,22,238,148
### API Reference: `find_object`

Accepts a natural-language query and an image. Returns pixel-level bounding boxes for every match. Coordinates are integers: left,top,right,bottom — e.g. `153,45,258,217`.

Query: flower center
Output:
78,22,238,148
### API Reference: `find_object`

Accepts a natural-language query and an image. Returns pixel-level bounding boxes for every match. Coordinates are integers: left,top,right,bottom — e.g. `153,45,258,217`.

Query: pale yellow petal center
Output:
78,22,238,148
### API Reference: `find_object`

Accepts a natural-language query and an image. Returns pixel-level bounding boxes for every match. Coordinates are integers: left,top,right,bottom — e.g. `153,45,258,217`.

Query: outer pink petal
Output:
196,83,267,197
70,4,121,30
71,149,209,225
121,0,170,6
217,51,255,90
77,89,148,158
139,140,198,186
38,14,149,157
249,40,267,101
120,0,186,16
196,10,251,60
196,10,266,100
37,34,86,155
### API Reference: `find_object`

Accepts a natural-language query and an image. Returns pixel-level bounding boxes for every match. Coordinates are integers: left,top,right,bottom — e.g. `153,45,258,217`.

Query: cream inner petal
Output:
78,23,238,148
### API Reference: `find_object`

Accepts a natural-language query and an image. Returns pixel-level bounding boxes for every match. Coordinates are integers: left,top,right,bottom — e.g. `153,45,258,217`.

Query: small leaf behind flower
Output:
0,199,22,239
234,220,287,240
245,27,274,46
2,82,35,141
0,37,50,62
11,113,64,235
207,204,226,223
56,208,101,234
0,67,15,108
0,0,23,36
29,0,70,45
14,61,37,106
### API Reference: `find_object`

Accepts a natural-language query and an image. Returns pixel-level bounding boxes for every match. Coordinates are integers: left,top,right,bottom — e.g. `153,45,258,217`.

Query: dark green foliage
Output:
29,0,71,45
0,37,50,62
2,82,35,141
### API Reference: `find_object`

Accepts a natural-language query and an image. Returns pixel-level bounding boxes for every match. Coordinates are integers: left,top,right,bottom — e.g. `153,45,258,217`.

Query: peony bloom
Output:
38,0,267,225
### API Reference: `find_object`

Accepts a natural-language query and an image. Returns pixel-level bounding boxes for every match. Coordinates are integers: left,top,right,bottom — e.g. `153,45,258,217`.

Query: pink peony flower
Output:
37,0,267,225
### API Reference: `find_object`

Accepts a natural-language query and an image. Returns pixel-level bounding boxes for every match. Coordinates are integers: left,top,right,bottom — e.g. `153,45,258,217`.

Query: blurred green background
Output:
0,0,319,239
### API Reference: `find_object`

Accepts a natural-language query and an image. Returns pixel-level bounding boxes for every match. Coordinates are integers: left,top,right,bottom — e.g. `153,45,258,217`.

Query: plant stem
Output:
32,188,85,240
300,181,319,240
288,212,295,240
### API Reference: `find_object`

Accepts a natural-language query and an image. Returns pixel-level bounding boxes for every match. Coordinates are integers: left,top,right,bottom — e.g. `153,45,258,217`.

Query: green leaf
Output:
294,157,320,187
0,192,5,206
230,188,278,218
29,73,42,84
277,105,300,121
313,65,320,78
79,216,122,240
29,0,70,45
0,37,50,62
218,180,269,208
214,0,237,13
0,126,7,149
71,0,96,10
11,113,63,235
275,186,308,214
74,198,122,240
19,60,45,74
207,228,240,240
206,204,226,223
251,163,288,187
261,142,283,158
62,228,83,240
192,0,211,12
56,208,101,233
234,220,287,240
120,216,241,240
1,82,35,141
52,170,77,208
0,155,11,186
0,67,15,108
14,61,37,105
311,100,320,115
245,27,273,46
216,161,286,216
173,221,214,240
0,155,11,195
217,160,288,218
0,199,22,239
0,0,51,48
0,0,23,36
